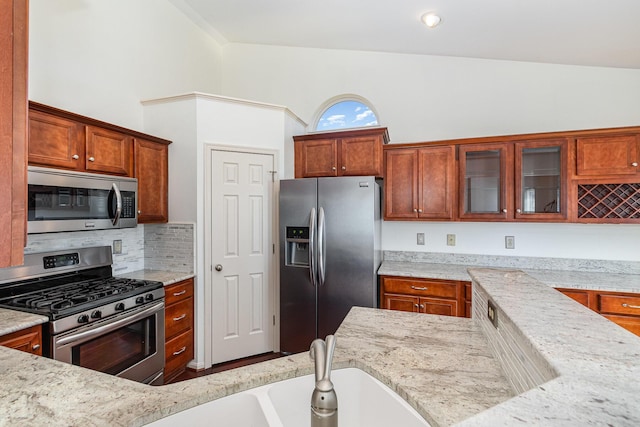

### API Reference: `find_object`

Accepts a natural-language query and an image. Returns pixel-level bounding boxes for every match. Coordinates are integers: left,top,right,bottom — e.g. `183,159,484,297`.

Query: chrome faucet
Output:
309,335,338,427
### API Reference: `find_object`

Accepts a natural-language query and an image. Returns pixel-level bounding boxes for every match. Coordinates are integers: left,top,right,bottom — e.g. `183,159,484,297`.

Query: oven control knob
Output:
91,310,102,319
145,293,154,302
115,302,125,311
77,314,89,324
135,296,145,304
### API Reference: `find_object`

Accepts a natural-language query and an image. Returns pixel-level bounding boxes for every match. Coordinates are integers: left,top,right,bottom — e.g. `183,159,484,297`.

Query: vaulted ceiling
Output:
173,0,640,69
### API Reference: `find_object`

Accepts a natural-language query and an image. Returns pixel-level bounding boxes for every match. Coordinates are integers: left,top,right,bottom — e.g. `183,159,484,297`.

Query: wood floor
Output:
168,352,284,384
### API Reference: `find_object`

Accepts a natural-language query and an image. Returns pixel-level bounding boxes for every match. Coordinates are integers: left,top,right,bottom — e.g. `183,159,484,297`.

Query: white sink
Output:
147,368,430,427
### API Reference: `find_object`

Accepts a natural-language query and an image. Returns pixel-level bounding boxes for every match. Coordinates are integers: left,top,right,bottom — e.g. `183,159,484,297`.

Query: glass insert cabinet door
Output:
459,143,512,220
459,140,567,221
514,139,567,220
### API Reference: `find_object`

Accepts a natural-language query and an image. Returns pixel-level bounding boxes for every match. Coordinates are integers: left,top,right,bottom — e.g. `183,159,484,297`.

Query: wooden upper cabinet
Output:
459,139,568,222
576,134,640,177
0,0,28,268
28,110,84,170
294,127,388,178
85,125,133,176
135,138,169,223
29,109,134,176
384,148,418,219
384,145,455,220
340,135,384,176
295,138,338,177
458,143,512,221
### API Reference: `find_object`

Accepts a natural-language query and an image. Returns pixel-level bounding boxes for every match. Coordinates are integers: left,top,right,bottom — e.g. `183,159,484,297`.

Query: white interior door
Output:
210,149,275,364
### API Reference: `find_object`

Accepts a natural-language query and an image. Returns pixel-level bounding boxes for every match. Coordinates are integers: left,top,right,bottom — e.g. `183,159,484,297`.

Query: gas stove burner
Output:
0,274,163,318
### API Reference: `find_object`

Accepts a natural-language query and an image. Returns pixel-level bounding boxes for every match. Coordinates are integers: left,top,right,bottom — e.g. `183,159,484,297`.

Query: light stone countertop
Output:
116,269,195,287
379,261,640,293
0,307,513,427
458,268,640,426
0,309,48,336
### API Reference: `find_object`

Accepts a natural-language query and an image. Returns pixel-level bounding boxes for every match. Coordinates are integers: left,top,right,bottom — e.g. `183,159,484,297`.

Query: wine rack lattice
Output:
577,183,640,219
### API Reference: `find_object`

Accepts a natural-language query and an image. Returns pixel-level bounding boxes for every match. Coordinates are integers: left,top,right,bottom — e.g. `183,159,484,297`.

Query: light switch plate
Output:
447,234,456,246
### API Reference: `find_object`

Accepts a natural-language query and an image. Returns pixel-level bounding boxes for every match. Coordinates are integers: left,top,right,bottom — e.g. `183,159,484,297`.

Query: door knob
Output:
214,264,223,271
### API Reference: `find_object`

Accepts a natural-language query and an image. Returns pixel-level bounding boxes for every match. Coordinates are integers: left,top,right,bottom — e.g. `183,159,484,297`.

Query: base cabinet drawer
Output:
165,297,193,339
165,329,194,382
379,276,467,318
0,324,43,356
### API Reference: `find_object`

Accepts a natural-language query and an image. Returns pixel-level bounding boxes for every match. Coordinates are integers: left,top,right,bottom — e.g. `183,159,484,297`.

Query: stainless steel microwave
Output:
27,166,138,234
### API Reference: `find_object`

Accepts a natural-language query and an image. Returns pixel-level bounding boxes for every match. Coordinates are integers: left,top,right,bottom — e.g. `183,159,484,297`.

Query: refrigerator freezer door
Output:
317,176,379,338
279,178,318,354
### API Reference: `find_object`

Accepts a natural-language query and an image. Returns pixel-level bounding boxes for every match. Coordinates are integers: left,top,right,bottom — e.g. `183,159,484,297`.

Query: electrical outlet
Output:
447,234,456,246
417,233,425,245
113,240,123,255
505,236,515,249
487,299,499,328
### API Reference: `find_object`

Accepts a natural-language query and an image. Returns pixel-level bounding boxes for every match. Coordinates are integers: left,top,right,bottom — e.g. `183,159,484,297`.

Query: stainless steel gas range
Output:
0,246,165,385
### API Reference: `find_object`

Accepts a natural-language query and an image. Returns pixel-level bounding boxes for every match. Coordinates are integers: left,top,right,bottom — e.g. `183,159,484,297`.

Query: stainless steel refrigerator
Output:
279,176,381,354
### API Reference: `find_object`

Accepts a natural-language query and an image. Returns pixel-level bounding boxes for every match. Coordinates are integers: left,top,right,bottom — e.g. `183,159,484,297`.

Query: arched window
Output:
314,95,379,131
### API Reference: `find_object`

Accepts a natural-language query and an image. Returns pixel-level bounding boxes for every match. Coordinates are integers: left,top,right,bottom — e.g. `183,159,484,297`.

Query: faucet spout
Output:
310,335,338,427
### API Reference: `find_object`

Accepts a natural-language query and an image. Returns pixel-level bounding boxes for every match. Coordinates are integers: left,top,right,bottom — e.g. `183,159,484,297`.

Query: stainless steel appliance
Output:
279,176,381,354
0,246,165,385
27,166,138,234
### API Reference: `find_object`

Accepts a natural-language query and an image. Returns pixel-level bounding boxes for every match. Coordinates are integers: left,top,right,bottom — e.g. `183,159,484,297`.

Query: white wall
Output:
29,0,223,132
220,43,640,261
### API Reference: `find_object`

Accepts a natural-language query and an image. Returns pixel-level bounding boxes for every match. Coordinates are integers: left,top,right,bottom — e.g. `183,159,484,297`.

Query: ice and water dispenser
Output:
285,226,310,267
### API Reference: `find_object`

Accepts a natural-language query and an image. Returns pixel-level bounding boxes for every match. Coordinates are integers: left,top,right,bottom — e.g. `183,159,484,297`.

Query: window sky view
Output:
316,100,379,131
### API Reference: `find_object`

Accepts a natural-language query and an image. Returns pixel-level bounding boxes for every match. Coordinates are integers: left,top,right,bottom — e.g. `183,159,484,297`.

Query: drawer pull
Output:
622,303,640,309
411,286,428,291
173,313,187,321
172,290,187,297
173,346,187,356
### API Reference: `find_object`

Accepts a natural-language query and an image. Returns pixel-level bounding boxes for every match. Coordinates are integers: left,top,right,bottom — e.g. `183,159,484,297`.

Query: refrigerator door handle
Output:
309,207,317,287
318,206,326,286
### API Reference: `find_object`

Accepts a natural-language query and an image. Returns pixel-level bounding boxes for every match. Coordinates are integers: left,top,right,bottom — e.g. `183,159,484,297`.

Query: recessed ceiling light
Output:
421,13,441,28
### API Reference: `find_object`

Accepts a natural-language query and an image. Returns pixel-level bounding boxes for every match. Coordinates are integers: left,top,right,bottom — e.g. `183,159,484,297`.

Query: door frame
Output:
203,143,280,368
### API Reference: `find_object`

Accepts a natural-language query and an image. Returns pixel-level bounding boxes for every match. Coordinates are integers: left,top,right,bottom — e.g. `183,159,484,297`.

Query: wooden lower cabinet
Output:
164,278,194,383
379,276,468,318
0,324,43,356
557,288,640,337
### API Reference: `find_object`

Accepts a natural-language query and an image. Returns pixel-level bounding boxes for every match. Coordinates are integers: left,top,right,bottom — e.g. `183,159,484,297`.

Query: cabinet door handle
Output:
413,208,418,213
173,313,187,321
632,162,639,167
516,208,522,213
341,166,346,170
88,156,95,162
419,304,425,309
332,166,337,171
173,346,187,356
173,290,187,297
32,344,41,351
72,154,79,160
411,286,428,291
502,208,508,213
417,209,423,213
622,303,640,309
414,304,419,308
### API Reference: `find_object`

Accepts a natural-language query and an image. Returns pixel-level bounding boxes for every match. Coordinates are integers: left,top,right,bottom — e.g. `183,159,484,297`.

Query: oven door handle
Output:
55,301,164,347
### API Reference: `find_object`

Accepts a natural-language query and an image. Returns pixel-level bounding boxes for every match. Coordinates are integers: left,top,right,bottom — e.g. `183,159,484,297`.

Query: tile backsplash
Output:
25,223,194,274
